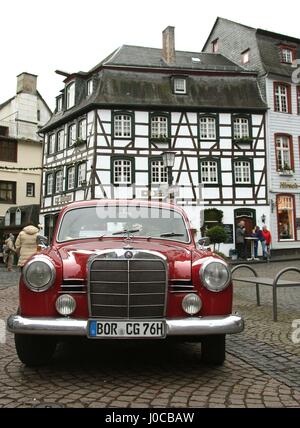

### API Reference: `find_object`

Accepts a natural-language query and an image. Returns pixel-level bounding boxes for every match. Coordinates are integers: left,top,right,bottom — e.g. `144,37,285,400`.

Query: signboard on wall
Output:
223,224,234,244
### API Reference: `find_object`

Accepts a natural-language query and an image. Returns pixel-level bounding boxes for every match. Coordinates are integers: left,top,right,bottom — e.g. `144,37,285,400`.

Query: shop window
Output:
277,194,295,241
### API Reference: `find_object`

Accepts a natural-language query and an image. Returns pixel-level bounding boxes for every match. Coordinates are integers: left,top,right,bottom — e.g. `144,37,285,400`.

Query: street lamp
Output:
162,151,176,202
261,214,266,224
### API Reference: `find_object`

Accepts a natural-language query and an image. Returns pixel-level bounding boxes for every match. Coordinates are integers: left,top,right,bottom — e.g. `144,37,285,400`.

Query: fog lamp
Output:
55,294,76,316
182,294,202,315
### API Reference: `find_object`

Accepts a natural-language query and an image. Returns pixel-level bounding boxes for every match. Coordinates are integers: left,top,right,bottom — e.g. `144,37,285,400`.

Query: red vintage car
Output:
7,200,243,366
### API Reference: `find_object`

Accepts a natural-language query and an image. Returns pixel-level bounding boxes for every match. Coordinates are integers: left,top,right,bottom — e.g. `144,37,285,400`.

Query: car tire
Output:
201,334,226,365
15,334,57,367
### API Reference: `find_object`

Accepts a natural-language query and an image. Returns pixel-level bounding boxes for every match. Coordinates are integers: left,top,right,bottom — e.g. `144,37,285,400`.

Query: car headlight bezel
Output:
23,256,56,292
200,257,231,293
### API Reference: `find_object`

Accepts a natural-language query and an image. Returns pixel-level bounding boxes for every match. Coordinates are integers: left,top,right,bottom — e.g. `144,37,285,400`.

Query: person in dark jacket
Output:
252,226,266,259
236,221,246,260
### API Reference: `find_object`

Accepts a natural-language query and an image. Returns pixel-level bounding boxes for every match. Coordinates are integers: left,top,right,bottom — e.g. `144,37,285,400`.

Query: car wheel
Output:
15,334,57,367
201,334,226,365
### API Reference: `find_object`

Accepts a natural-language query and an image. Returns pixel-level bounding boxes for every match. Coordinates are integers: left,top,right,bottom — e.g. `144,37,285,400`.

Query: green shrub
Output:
206,226,228,251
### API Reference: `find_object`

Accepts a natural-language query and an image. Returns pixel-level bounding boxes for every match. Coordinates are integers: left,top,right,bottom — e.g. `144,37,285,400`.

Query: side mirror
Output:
198,237,210,247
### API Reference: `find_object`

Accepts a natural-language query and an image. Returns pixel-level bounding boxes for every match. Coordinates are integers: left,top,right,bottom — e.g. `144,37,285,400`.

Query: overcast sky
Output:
1,0,299,110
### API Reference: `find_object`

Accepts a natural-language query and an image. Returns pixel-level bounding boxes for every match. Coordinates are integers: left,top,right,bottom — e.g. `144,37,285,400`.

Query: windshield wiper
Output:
160,232,185,238
112,228,141,236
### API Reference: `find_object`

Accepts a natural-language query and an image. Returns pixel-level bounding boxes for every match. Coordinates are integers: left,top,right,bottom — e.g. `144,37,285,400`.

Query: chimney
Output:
16,72,37,95
162,26,175,64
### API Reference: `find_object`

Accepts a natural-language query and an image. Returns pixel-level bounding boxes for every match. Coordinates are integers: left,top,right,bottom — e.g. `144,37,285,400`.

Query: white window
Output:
77,163,87,187
113,159,132,184
26,183,35,197
67,167,75,190
87,79,93,96
55,171,63,193
234,161,251,184
57,130,65,151
280,48,293,64
233,117,249,139
199,117,216,140
48,134,55,154
174,78,186,94
151,160,168,184
78,119,87,140
200,160,218,184
46,174,53,195
275,135,292,170
4,210,10,226
15,208,21,226
274,83,289,113
277,195,295,240
66,82,75,109
241,49,250,64
68,124,76,146
114,114,132,138
57,96,63,112
151,116,168,139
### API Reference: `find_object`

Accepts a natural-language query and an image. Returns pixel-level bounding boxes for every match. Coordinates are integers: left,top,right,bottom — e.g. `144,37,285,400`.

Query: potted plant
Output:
72,138,87,148
206,226,228,252
279,162,293,176
233,136,253,148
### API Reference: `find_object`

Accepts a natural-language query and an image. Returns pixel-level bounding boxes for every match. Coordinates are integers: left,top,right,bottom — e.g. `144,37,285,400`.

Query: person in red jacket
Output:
262,225,272,259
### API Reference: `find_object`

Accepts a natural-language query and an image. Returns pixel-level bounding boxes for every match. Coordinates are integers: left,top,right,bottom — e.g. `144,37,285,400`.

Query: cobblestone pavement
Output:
0,262,299,408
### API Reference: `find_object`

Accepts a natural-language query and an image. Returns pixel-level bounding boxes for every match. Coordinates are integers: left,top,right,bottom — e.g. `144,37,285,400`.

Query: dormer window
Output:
57,96,63,112
241,49,250,65
174,78,186,94
66,82,75,109
87,79,93,96
212,38,219,53
279,46,295,64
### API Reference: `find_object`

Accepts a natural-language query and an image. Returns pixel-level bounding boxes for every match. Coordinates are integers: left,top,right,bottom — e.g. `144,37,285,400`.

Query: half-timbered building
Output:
40,27,267,255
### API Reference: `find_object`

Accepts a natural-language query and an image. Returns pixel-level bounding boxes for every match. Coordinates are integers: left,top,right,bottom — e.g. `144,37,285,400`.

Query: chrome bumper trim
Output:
7,314,244,336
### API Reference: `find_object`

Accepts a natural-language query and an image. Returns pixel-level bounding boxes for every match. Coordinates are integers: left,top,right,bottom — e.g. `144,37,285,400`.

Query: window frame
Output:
56,95,63,112
279,45,296,64
56,129,65,152
77,162,87,188
276,193,296,242
212,38,219,53
233,157,254,187
241,48,250,65
66,81,75,110
149,112,171,141
0,139,17,162
78,118,87,141
198,113,219,141
48,133,56,155
26,182,35,198
87,79,93,96
112,111,134,140
274,82,292,113
0,180,16,204
149,156,168,185
111,156,135,186
275,133,294,172
173,77,187,95
67,123,76,147
46,173,54,196
232,114,252,140
54,170,64,194
66,166,76,191
199,157,221,187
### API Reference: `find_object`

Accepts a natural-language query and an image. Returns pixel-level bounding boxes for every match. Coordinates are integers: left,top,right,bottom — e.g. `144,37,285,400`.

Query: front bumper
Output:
7,314,244,336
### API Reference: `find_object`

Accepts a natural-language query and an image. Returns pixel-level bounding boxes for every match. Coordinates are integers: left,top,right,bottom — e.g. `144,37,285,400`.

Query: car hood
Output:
57,239,193,280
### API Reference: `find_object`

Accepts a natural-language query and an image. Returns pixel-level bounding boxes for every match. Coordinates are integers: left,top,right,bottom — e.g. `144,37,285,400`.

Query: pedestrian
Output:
15,223,40,268
262,225,272,259
5,233,16,272
236,221,246,260
252,226,266,259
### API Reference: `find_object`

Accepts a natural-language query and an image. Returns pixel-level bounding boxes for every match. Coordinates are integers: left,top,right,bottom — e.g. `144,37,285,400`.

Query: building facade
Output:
0,73,51,236
40,27,267,254
203,18,300,251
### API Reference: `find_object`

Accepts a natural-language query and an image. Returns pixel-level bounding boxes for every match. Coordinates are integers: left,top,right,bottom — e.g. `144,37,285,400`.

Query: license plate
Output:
88,320,166,338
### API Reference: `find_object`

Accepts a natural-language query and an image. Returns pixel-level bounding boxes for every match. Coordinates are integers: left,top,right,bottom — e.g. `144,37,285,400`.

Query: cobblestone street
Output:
0,261,299,408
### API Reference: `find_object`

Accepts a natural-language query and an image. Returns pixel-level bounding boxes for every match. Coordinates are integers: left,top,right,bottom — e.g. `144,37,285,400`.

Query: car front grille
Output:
88,250,167,319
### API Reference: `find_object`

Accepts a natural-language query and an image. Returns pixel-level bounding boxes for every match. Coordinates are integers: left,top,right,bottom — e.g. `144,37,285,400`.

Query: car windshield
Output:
57,205,190,243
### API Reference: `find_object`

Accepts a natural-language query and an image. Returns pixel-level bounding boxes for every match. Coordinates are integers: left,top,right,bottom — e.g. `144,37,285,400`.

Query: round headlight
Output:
200,258,231,293
23,257,56,292
182,294,202,315
55,294,76,316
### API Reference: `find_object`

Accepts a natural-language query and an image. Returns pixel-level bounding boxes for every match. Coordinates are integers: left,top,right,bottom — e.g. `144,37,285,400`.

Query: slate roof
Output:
256,30,300,78
41,45,266,132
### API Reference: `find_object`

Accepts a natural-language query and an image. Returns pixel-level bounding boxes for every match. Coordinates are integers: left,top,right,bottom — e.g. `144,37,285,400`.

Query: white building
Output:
0,72,51,236
203,17,300,253
40,27,267,254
